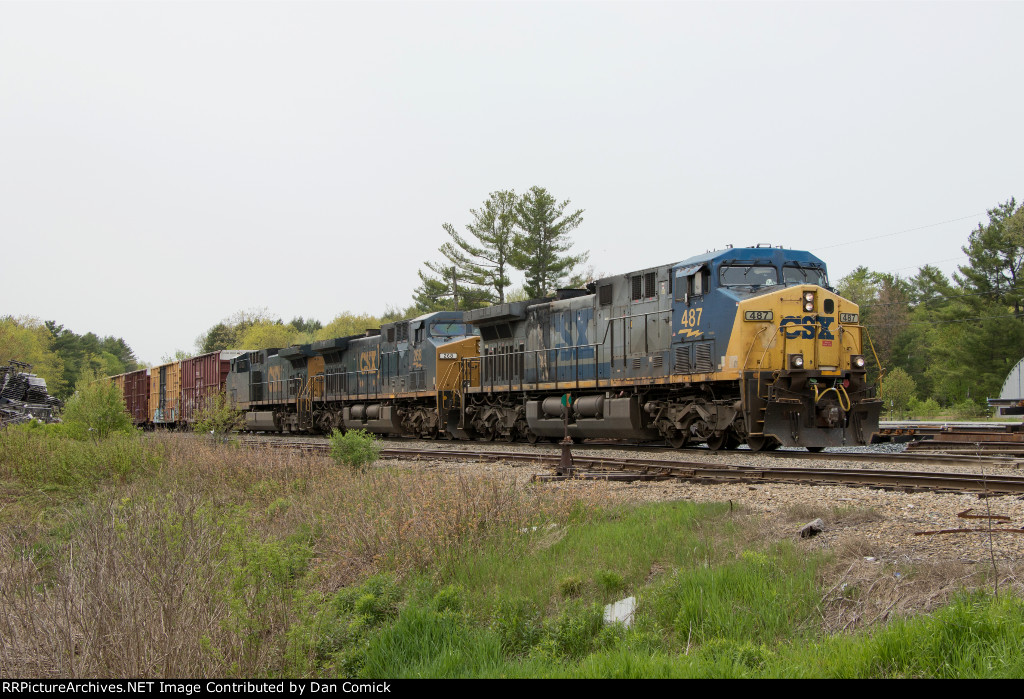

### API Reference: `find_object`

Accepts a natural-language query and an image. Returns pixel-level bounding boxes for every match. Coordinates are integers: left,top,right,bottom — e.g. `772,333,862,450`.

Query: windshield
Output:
782,265,828,287
719,264,778,287
430,322,469,338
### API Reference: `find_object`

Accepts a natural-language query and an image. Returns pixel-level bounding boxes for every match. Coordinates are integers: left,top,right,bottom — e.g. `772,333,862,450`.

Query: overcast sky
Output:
2,0,1022,364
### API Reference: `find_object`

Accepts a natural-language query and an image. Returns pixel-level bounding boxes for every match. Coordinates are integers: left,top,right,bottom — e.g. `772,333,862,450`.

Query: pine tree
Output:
510,186,587,298
955,199,1024,313
411,262,491,312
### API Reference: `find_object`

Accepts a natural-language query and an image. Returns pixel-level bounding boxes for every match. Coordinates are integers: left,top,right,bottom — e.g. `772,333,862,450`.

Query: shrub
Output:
329,429,381,471
60,378,135,439
491,596,542,655
880,368,917,419
951,399,985,420
907,397,941,419
192,391,244,436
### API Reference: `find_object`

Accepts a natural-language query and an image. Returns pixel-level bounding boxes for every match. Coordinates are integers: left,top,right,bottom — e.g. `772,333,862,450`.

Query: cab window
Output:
782,265,828,287
719,264,778,287
430,322,468,338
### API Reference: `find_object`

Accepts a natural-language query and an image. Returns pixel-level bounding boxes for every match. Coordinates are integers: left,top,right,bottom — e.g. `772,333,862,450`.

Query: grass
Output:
1,428,1023,678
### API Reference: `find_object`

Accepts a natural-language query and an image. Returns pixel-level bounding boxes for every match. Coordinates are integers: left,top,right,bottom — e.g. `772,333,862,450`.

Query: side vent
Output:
651,355,664,369
599,284,613,306
673,347,690,374
632,358,642,370
631,276,642,301
644,272,657,298
695,343,714,373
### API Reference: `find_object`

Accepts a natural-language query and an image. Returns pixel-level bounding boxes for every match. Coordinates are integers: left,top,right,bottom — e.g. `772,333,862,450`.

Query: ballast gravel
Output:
383,440,1024,569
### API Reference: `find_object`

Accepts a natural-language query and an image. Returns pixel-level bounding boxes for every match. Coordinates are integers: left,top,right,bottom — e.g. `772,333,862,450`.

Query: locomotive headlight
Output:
802,291,815,312
789,354,805,370
851,355,866,370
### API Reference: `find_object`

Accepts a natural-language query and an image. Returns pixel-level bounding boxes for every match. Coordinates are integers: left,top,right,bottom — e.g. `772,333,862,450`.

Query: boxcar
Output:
181,350,247,424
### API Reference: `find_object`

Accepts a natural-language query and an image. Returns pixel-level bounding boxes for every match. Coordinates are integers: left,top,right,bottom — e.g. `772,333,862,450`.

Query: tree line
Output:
0,317,141,400
840,198,1024,416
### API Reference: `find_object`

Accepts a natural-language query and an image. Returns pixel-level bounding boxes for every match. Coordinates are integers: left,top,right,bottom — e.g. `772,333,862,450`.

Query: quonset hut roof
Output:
988,357,1024,415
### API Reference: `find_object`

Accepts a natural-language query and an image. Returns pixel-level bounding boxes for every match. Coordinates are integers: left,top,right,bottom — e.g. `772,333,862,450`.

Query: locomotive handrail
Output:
472,343,604,392
756,325,782,397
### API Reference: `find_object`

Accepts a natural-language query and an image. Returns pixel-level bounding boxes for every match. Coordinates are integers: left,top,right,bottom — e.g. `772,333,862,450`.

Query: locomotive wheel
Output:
806,446,825,453
526,429,541,444
667,432,686,449
747,435,780,452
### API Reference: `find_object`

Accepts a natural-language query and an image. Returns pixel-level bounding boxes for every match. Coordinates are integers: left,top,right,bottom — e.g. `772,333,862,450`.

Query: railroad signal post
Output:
558,393,574,476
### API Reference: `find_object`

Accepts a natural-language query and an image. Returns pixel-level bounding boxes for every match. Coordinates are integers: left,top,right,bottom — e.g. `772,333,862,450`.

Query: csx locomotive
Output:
224,245,881,450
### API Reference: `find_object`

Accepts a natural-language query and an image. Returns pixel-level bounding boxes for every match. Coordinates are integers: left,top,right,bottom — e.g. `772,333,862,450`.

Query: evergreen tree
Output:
439,190,518,304
412,263,491,312
510,186,587,298
955,199,1024,313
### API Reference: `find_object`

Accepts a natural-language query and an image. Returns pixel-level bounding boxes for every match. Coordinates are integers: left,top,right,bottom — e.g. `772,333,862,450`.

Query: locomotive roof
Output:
672,246,826,270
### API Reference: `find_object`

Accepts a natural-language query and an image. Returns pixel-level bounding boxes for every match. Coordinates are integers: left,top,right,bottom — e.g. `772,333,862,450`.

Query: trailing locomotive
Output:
226,312,480,438
219,245,882,451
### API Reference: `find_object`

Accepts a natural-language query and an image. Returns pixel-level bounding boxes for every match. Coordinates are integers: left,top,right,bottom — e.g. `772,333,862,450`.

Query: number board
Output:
839,313,859,324
743,310,773,322
439,353,458,360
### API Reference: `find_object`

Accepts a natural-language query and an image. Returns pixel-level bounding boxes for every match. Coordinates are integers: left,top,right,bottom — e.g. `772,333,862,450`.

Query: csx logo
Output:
781,315,834,340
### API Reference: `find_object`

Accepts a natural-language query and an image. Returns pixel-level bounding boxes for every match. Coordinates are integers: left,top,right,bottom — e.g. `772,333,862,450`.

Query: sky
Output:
2,0,1022,365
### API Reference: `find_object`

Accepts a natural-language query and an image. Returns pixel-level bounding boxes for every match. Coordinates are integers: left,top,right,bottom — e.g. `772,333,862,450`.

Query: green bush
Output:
951,399,985,420
329,429,381,471
61,378,135,439
192,391,244,436
907,397,942,419
490,596,542,655
880,367,917,419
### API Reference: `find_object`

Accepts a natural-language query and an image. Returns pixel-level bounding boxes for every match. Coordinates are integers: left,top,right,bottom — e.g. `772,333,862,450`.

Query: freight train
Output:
111,246,882,451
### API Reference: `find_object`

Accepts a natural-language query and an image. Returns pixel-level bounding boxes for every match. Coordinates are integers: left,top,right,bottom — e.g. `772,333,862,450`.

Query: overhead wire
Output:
812,212,987,252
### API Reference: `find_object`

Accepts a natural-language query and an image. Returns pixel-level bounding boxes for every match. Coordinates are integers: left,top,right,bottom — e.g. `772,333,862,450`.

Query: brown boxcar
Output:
122,368,150,426
149,361,182,425
181,351,247,424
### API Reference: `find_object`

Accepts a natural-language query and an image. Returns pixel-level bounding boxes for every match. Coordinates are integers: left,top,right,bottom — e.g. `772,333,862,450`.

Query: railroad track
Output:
236,436,1024,496
236,434,1024,469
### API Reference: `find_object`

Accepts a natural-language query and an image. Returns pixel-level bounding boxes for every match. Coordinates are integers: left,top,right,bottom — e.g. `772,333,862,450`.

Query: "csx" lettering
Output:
781,315,834,340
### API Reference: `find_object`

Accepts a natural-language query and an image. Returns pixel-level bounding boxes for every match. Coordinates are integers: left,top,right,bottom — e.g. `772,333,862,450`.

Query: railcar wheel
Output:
526,429,540,444
667,432,686,449
806,446,825,453
747,435,780,452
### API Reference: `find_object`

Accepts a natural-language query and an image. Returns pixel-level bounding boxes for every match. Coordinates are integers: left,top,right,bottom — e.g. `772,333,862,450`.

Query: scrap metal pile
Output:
0,360,63,427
